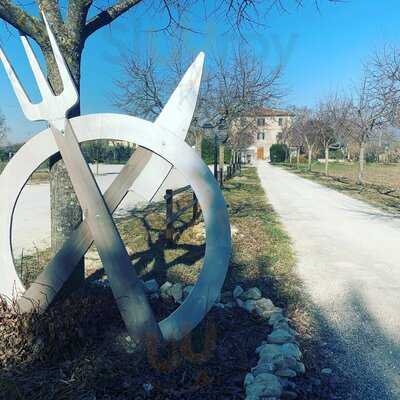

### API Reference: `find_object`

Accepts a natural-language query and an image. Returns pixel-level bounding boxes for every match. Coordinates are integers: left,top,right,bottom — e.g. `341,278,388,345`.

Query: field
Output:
281,161,400,214
304,161,400,189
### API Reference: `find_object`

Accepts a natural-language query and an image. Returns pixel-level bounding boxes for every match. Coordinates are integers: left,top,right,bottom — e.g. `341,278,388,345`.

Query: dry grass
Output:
1,167,304,400
281,162,400,214
17,168,300,311
300,161,400,189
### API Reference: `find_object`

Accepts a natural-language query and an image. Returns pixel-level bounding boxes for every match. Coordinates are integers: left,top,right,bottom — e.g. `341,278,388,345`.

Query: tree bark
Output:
0,0,150,296
45,41,85,293
219,143,225,173
219,143,225,185
357,141,365,184
307,147,312,171
195,131,202,155
325,145,329,176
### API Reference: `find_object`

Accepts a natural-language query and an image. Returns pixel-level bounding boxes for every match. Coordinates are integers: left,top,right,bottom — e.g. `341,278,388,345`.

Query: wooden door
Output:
257,147,264,160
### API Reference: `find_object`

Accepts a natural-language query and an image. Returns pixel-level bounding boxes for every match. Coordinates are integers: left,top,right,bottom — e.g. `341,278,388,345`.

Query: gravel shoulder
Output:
257,162,400,400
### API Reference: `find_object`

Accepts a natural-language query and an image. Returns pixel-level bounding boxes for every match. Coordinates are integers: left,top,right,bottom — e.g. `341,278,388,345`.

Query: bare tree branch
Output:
0,0,43,40
84,0,142,38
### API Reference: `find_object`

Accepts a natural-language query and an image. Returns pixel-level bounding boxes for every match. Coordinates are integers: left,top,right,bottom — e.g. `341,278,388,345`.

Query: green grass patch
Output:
19,167,300,312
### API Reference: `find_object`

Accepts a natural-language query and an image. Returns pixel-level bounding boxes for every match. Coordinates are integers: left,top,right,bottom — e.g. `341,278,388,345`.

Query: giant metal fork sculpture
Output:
0,13,231,343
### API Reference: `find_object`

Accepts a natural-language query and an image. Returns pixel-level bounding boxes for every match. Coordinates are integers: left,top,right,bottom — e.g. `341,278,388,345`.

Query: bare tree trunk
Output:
219,143,225,179
195,131,202,155
296,148,300,168
357,141,365,184
307,147,312,171
325,145,329,176
46,46,85,293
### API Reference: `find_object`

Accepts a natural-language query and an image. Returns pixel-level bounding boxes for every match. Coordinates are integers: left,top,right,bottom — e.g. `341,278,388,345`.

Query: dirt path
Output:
257,162,400,400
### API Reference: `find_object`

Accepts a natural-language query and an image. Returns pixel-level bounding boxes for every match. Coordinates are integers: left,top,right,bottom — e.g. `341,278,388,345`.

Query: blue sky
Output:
0,0,400,142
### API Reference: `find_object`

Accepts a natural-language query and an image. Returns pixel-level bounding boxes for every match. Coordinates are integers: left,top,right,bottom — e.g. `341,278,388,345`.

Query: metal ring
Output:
0,113,231,341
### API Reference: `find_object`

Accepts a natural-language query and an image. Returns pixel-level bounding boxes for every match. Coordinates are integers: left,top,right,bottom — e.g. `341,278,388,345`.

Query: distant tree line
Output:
81,141,134,164
0,144,22,162
0,140,134,165
201,138,232,165
279,44,400,183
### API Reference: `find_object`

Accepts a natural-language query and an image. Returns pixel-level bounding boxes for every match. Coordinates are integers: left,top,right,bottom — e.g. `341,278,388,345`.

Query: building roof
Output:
246,107,294,117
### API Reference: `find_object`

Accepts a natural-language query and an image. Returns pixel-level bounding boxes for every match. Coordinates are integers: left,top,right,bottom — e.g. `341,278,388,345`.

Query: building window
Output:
257,117,265,126
257,132,265,140
278,117,283,126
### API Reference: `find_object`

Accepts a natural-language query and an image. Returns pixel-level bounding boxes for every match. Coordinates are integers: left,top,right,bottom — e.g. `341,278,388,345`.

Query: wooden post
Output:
165,189,174,243
192,192,199,221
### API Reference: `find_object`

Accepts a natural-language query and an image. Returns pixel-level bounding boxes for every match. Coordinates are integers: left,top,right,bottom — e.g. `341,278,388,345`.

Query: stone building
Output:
240,108,293,163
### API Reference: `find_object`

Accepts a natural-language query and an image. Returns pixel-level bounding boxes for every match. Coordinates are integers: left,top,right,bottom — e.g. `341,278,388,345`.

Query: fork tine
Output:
0,46,40,121
20,35,53,99
41,12,78,109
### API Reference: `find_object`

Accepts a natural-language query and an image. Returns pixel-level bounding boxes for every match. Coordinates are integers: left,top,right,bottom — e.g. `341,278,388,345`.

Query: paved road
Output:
12,164,189,257
257,162,400,400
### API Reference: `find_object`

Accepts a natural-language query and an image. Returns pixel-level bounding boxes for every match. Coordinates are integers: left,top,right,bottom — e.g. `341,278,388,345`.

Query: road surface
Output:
257,162,400,400
12,164,189,258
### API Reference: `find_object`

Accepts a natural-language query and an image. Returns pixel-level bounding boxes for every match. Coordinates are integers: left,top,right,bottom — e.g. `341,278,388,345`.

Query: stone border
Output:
93,278,304,399
233,285,304,400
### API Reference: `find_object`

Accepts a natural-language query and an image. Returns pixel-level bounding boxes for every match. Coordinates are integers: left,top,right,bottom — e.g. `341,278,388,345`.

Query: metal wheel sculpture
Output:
0,13,231,343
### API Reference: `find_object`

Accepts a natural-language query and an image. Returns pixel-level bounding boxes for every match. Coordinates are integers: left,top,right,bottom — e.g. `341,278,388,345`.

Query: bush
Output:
270,144,288,163
201,137,232,165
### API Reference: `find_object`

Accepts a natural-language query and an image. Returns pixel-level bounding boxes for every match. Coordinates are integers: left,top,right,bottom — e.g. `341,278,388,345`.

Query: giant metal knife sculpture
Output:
0,13,231,343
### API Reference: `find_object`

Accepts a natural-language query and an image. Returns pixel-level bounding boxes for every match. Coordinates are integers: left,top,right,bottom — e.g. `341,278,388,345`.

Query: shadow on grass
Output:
3,167,398,399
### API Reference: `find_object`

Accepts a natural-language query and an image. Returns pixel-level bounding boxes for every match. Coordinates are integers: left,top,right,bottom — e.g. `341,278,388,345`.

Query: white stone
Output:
244,373,255,386
272,354,298,370
321,368,332,375
246,383,266,398
258,344,284,362
241,287,262,300
253,373,282,397
275,368,297,378
242,299,256,313
267,329,294,344
281,343,302,360
160,281,172,295
252,362,274,376
233,285,244,298
269,312,286,326
144,279,159,293
254,298,277,319
169,282,183,303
